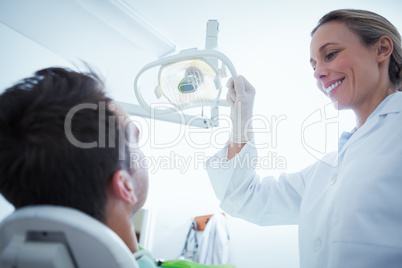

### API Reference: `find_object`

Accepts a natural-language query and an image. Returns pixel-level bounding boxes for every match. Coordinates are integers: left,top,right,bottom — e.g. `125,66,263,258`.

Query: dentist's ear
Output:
111,170,136,205
376,35,393,62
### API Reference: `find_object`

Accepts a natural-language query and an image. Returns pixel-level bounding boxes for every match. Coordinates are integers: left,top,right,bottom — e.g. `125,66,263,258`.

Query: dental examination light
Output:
130,20,237,128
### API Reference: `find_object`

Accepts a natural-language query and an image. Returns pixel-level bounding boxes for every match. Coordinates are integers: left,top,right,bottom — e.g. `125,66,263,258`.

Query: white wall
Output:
0,22,76,220
0,23,74,93
134,116,301,268
0,195,14,221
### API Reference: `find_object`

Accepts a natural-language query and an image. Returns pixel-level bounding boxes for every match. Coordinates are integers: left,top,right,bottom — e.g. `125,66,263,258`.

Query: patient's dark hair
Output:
0,67,130,221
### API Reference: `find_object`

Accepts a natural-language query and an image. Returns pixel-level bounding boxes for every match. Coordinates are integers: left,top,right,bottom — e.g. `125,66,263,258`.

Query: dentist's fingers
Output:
226,76,236,106
226,75,255,105
226,86,236,106
233,75,246,95
226,77,235,88
242,76,256,95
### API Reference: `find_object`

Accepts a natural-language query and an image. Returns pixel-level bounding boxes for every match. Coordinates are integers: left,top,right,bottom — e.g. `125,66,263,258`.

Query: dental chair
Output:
0,205,140,268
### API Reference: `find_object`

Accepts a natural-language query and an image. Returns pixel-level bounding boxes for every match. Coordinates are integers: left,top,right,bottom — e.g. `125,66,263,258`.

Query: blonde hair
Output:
311,9,402,90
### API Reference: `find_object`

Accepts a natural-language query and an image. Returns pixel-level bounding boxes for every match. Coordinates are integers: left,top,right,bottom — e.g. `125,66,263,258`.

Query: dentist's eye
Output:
310,62,316,71
325,51,339,61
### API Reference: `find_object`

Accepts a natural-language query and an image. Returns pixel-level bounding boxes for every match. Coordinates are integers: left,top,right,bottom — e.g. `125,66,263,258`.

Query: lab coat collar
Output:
377,91,402,115
338,92,402,157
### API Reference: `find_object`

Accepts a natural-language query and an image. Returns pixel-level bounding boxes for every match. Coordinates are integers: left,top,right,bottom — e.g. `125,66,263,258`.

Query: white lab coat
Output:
206,92,402,268
197,213,230,265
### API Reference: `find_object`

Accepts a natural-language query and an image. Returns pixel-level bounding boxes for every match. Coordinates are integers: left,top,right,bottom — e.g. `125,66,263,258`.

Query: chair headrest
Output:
0,205,139,268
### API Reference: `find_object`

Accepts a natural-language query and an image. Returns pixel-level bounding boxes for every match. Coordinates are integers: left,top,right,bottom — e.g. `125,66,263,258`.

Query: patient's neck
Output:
104,202,140,253
111,220,139,253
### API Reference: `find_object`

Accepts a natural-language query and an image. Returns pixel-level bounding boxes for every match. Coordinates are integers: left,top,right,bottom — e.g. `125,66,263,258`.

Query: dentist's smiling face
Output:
310,21,379,110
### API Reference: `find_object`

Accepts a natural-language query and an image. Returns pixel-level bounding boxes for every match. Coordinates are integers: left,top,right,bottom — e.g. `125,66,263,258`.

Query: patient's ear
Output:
110,170,136,204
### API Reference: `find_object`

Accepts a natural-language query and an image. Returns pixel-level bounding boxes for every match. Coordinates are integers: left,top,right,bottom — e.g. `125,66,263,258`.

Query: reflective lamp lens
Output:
178,77,197,93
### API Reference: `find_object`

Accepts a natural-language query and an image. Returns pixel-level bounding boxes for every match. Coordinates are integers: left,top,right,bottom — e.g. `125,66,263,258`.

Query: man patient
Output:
0,67,151,264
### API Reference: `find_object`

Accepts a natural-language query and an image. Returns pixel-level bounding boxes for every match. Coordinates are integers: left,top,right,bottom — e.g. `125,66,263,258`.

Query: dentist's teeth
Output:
325,80,342,94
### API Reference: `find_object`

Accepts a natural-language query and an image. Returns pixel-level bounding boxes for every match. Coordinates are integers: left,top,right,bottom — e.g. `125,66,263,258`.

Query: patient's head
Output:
0,67,149,228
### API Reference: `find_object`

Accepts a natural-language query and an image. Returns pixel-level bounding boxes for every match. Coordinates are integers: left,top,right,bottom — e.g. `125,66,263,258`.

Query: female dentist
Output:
206,9,402,268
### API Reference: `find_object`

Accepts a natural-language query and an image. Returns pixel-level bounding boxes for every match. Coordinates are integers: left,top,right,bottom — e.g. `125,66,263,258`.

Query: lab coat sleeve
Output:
206,142,315,226
205,144,234,201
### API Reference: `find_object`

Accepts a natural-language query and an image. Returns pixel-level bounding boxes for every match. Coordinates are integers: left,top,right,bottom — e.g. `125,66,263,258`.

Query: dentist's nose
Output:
313,62,329,80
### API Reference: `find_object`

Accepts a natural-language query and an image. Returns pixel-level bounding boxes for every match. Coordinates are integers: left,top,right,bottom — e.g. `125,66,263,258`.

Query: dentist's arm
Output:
227,142,246,160
226,76,255,160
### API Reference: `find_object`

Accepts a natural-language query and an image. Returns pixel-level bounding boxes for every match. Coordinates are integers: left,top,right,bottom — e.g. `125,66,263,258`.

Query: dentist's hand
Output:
226,75,256,143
